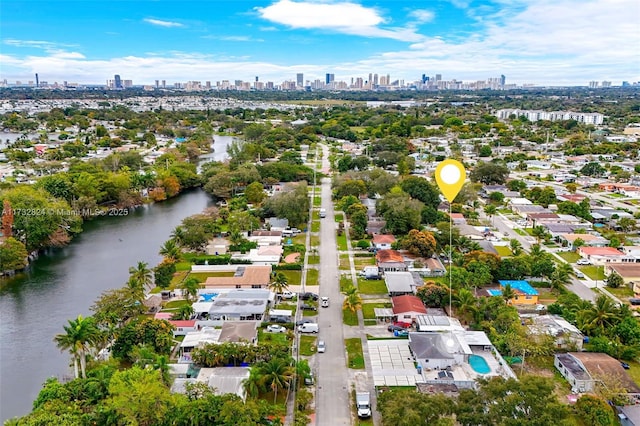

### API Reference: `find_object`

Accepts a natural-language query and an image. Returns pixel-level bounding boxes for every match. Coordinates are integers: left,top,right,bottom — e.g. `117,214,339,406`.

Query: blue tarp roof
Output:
498,280,538,296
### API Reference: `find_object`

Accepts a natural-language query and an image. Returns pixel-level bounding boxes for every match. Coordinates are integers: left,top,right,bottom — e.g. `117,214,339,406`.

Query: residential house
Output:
409,257,446,277
449,213,466,225
204,265,272,289
235,245,283,265
409,332,466,371
510,203,546,217
208,290,271,321
527,212,560,227
218,321,258,344
376,249,408,273
527,315,584,350
617,405,640,426
179,327,222,362
577,246,632,265
457,223,485,240
559,233,609,250
384,271,415,296
247,230,283,246
366,219,386,235
195,367,251,401
392,295,427,323
266,217,289,231
555,352,640,394
488,280,539,305
169,320,198,337
206,237,230,255
604,263,640,295
372,234,396,250
415,314,464,332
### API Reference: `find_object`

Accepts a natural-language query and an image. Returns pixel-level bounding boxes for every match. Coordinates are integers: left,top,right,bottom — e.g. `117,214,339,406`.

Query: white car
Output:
266,325,287,333
321,296,329,308
576,259,591,265
317,340,326,353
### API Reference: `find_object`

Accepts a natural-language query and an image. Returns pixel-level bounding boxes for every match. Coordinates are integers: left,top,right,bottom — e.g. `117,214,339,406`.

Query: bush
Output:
274,263,303,271
356,240,371,249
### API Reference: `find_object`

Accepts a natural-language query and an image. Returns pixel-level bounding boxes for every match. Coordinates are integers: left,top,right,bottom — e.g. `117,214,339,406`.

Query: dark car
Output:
629,298,640,306
300,292,319,301
388,325,404,332
296,319,313,326
301,304,317,311
621,362,630,370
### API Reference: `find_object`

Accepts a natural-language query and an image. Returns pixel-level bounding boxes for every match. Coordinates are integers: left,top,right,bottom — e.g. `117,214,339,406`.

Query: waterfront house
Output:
204,265,272,289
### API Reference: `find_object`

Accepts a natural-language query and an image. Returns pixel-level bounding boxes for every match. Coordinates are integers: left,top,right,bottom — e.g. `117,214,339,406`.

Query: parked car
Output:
388,325,405,332
392,321,412,329
321,296,329,308
629,298,640,306
266,324,287,333
296,319,313,326
576,259,591,265
304,374,315,385
621,362,630,370
393,330,409,337
574,269,585,278
317,340,326,353
300,292,319,301
279,291,296,299
301,304,317,311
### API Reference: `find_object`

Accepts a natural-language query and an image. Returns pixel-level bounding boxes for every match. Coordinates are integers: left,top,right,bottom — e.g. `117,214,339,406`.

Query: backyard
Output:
579,265,605,281
299,335,317,356
557,252,580,263
362,302,391,320
358,278,388,295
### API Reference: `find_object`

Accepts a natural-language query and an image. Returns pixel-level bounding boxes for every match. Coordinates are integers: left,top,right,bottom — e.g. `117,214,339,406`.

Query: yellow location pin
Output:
435,159,466,203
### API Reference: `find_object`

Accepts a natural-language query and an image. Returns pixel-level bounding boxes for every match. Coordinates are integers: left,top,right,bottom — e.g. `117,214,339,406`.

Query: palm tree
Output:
259,358,294,404
532,226,548,244
54,315,99,379
550,263,573,292
159,239,181,262
484,204,497,226
171,226,185,246
509,239,523,256
181,277,201,302
243,366,264,399
529,244,545,260
269,272,289,296
501,283,516,304
577,296,621,336
125,276,145,301
453,288,478,325
342,286,362,312
129,261,153,292
171,305,194,320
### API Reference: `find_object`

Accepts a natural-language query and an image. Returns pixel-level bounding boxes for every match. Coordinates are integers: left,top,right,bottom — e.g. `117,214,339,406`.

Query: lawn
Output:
175,261,192,271
343,308,359,326
494,246,512,257
362,302,392,319
313,196,322,206
627,360,640,386
579,265,605,280
258,329,290,345
557,252,580,263
310,235,320,247
299,335,317,356
345,338,365,369
291,234,306,245
306,269,319,286
308,252,320,265
311,221,320,232
339,255,351,270
280,270,302,286
187,272,234,282
337,234,348,251
170,271,189,287
162,299,192,310
335,213,344,222
340,275,353,292
607,285,635,299
358,278,388,295
354,256,376,269
514,228,527,236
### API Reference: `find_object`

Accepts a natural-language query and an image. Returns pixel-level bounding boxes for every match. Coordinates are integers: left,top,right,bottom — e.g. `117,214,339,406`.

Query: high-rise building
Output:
35,73,39,88
325,73,334,85
114,74,122,89
500,74,506,87
162,80,166,88
296,73,303,87
155,80,159,88
435,74,442,81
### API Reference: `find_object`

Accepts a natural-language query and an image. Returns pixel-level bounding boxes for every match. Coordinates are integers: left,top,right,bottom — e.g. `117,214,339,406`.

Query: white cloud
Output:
408,9,435,23
256,0,424,42
202,35,264,42
143,18,184,28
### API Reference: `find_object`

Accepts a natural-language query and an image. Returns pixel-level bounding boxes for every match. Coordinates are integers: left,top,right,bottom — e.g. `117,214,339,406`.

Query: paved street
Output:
315,145,352,426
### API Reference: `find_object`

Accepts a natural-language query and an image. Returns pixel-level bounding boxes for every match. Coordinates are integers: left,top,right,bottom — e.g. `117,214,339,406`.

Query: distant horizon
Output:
1,0,639,87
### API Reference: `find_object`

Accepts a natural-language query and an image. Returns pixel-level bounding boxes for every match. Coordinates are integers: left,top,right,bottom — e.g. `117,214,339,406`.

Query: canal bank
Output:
0,189,214,422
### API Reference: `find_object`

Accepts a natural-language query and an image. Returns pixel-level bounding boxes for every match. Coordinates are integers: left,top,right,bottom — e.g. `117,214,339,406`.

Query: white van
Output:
297,323,319,333
319,208,326,218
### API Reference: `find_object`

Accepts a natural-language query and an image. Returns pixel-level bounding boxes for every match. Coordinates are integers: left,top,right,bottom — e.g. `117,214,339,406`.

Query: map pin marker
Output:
435,159,466,203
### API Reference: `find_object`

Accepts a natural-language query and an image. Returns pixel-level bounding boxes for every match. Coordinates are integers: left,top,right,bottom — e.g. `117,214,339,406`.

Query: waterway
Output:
0,135,233,421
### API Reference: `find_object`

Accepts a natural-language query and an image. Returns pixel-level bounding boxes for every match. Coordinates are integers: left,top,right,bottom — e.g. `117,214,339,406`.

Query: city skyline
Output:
1,0,639,86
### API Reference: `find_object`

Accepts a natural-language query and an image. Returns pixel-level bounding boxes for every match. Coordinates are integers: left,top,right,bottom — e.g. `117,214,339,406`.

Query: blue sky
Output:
1,0,638,86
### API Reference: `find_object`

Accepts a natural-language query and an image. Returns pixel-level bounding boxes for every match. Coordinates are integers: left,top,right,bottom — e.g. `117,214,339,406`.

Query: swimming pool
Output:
198,293,219,302
469,354,491,374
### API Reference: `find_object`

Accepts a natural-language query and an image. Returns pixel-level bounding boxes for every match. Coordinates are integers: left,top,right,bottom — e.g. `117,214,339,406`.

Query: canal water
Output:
0,135,233,421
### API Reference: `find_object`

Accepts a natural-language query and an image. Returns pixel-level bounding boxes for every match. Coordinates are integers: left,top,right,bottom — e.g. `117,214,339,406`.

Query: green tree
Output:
258,357,294,404
484,204,497,225
129,261,153,292
342,285,362,312
0,237,28,272
105,366,174,426
181,276,201,302
172,305,195,321
469,162,509,185
244,181,266,204
606,272,624,289
580,162,606,177
269,272,290,296
453,288,478,325
401,229,437,257
575,394,617,426
154,259,176,289
399,176,440,209
509,239,523,256
577,296,621,336
378,388,454,426
54,315,99,379
159,239,181,262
